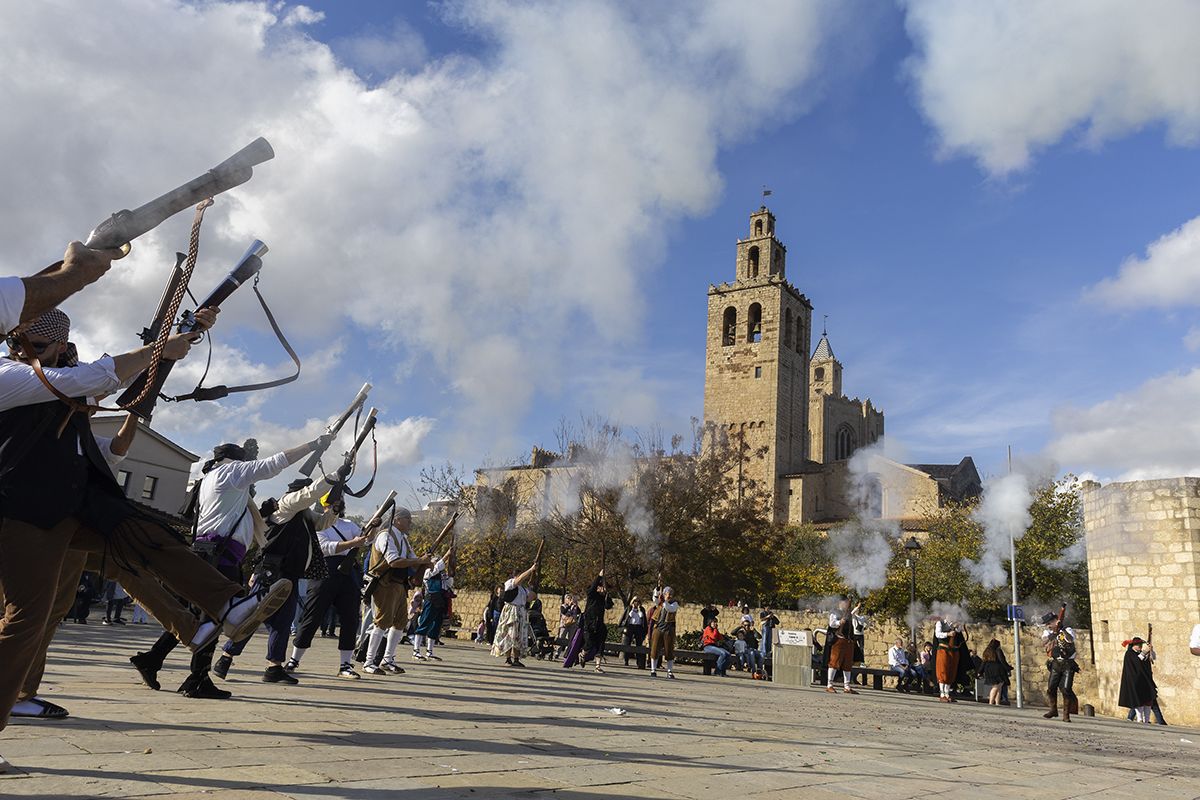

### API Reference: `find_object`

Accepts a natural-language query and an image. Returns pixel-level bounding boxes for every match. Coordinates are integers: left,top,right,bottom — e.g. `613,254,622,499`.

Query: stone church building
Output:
479,206,979,528
703,206,979,525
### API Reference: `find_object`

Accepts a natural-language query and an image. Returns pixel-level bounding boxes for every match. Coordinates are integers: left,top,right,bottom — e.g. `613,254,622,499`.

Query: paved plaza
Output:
1,623,1197,799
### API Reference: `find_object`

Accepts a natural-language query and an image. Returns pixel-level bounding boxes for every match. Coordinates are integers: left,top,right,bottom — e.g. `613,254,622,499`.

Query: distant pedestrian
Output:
622,597,647,668
979,639,1011,706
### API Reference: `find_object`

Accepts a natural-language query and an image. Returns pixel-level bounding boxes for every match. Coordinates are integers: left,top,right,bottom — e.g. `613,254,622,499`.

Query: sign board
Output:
1006,605,1025,622
777,629,810,647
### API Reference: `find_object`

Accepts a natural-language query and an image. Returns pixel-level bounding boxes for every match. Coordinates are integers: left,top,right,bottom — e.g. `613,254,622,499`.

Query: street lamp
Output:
904,536,922,648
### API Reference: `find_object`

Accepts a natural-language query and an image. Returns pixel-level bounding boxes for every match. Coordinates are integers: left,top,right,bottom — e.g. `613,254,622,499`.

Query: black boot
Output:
129,653,162,691
180,674,232,700
263,665,299,685
212,654,233,680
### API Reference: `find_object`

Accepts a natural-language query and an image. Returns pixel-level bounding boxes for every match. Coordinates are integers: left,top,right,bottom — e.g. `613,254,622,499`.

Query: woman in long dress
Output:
491,560,538,667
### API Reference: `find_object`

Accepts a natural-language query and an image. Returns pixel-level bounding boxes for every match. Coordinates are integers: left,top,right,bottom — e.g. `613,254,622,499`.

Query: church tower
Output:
704,207,813,522
808,328,885,464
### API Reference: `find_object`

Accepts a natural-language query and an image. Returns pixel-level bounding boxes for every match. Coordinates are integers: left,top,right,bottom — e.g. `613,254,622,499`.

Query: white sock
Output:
223,593,259,629
425,635,435,656
666,660,674,672
843,673,852,690
827,668,838,685
385,628,402,661
190,620,218,649
412,634,424,653
339,649,354,665
366,628,386,665
11,699,46,716
290,646,307,664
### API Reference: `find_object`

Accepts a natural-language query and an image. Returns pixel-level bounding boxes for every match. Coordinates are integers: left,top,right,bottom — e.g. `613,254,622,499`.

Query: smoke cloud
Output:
963,457,1056,588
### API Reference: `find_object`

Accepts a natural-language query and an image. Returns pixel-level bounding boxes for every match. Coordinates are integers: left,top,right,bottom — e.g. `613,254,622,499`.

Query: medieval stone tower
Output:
704,207,813,521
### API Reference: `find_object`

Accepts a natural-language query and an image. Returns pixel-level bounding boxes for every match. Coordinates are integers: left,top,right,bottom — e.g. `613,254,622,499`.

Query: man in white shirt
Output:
0,306,289,772
363,508,431,675
287,504,373,679
130,433,334,699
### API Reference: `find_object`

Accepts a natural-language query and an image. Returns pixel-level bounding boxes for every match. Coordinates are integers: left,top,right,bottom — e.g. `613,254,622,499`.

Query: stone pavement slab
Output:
2,623,1198,799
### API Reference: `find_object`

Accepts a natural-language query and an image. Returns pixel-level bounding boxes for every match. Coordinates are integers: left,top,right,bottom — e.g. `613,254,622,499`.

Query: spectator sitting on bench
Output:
914,641,933,690
887,637,917,692
701,619,731,676
737,617,765,678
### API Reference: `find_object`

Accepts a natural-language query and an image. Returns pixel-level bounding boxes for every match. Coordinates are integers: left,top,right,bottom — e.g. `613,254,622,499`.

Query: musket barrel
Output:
86,138,274,251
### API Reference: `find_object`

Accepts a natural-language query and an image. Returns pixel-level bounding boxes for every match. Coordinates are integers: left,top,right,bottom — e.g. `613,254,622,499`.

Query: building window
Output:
748,246,759,278
796,319,804,354
754,366,762,378
722,306,737,346
116,470,131,494
784,308,793,348
747,302,762,342
755,219,763,236
815,367,825,382
141,475,158,502
835,424,857,461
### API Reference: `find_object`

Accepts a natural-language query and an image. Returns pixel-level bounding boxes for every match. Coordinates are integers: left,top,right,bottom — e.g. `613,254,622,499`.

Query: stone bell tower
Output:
703,207,813,522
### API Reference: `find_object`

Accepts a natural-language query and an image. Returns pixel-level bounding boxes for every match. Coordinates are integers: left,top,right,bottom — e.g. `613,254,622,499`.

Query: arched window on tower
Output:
784,308,793,348
748,246,759,278
755,219,763,236
722,306,737,346
835,423,858,461
747,303,762,343
814,366,825,383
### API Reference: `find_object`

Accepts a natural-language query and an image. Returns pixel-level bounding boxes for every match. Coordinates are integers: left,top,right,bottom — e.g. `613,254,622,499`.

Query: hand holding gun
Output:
300,383,373,477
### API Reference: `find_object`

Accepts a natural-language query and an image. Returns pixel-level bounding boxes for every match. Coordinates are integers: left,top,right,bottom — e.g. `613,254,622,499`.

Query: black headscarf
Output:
202,442,248,474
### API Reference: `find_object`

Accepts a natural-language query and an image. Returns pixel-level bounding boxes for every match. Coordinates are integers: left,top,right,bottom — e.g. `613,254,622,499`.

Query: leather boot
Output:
1042,696,1058,719
1062,706,1071,722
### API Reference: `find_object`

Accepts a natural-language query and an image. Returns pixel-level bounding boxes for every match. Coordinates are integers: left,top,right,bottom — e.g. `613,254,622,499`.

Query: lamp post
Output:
904,536,922,647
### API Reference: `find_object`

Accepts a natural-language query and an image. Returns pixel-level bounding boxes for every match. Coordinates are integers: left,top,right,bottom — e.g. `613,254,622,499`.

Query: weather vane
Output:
762,185,772,201
823,314,828,337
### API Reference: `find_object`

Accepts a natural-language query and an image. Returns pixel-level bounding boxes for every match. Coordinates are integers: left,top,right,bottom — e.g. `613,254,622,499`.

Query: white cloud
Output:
0,0,859,506
902,0,1200,175
333,19,428,77
1046,368,1200,480
1085,216,1200,309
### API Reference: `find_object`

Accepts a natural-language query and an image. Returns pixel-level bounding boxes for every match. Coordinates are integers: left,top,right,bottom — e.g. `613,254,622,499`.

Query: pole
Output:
908,557,917,647
1008,444,1024,709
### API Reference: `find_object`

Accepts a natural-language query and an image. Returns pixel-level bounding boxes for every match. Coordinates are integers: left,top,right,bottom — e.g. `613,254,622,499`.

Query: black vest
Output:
0,399,128,532
262,510,323,580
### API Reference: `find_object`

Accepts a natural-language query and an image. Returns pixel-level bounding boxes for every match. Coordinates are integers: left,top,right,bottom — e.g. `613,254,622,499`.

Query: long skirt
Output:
828,637,855,671
562,628,586,667
491,603,530,658
935,646,960,684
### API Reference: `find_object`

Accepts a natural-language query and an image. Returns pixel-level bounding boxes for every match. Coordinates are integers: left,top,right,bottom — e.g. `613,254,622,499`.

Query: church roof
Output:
906,457,983,502
812,335,835,361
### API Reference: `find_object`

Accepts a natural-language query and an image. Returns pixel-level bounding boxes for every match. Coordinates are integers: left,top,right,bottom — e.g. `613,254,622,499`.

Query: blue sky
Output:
4,1,1200,506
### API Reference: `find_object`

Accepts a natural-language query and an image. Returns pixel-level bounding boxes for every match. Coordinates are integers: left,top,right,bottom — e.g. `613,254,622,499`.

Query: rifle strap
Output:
16,200,214,433
344,430,377,498
170,279,301,402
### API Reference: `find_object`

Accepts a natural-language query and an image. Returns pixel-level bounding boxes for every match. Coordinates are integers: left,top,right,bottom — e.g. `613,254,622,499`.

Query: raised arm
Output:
16,243,125,327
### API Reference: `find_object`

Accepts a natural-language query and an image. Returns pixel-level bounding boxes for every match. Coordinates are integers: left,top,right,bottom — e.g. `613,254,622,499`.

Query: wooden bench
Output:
601,642,723,674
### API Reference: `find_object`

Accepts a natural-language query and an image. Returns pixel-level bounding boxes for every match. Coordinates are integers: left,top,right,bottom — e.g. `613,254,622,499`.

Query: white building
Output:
90,415,198,516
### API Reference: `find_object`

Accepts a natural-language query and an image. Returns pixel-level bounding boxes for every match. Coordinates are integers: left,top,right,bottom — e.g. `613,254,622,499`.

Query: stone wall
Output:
449,589,1097,707
1081,478,1200,727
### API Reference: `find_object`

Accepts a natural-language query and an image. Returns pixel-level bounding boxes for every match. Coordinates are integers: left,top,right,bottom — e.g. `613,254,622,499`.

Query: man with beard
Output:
129,431,335,699
0,306,288,772
363,507,431,675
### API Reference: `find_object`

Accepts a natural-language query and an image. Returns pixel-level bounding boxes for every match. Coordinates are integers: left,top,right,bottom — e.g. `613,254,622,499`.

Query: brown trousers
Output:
650,627,675,663
371,581,408,630
0,515,243,731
